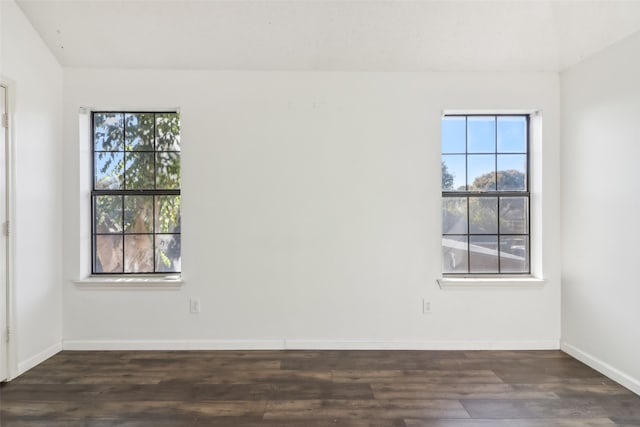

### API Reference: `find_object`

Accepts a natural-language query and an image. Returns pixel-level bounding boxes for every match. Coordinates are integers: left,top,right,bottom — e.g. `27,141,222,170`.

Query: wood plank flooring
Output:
0,350,639,426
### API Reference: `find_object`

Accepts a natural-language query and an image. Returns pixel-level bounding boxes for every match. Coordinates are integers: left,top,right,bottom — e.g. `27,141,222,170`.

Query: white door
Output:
0,84,7,382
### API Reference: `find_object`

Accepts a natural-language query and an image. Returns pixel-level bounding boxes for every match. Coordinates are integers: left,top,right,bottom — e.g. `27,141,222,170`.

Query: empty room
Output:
0,0,639,425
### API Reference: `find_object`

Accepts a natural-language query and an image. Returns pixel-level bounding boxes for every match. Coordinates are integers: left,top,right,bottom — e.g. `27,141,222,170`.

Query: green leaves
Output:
469,169,525,192
93,112,181,191
93,112,181,274
125,113,154,151
155,113,180,151
155,196,180,233
94,113,124,151
442,161,454,190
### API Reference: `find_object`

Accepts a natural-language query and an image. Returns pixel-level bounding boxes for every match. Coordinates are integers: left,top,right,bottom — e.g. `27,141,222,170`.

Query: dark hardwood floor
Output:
1,350,639,426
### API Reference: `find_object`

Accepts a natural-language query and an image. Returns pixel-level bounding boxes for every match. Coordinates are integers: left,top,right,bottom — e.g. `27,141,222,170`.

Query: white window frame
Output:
438,110,546,288
74,108,183,289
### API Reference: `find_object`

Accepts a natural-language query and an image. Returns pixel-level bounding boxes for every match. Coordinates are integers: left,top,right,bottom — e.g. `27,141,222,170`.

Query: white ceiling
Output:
15,0,640,72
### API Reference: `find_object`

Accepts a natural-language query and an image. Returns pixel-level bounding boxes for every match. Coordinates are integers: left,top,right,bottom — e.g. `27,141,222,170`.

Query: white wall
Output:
561,31,640,394
0,0,63,376
62,69,561,349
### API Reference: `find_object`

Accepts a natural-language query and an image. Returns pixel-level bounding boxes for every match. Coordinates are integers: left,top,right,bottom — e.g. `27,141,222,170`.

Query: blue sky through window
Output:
467,117,495,153
442,115,527,191
497,116,526,152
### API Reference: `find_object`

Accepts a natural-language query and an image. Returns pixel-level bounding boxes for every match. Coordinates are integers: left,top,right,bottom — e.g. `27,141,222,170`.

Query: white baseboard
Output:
62,340,284,351
286,340,559,350
562,341,640,396
17,342,62,377
63,339,559,351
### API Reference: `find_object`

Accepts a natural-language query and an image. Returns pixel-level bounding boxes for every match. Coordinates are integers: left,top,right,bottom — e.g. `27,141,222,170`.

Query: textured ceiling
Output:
15,0,640,72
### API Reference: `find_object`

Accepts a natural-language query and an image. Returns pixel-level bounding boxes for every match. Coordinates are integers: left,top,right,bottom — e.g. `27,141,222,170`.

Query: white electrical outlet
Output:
190,298,201,314
423,299,431,314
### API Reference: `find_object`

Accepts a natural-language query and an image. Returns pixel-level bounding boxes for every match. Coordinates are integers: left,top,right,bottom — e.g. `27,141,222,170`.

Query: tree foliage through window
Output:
92,112,181,274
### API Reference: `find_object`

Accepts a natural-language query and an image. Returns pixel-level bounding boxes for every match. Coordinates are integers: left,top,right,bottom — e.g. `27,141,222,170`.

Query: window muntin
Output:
92,112,181,274
441,115,529,275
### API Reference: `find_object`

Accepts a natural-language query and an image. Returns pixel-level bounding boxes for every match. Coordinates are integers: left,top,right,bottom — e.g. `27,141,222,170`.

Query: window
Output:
92,112,181,274
441,114,529,275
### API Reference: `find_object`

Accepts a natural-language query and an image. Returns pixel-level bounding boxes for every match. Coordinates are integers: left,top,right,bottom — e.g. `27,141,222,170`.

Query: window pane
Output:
500,236,529,273
156,113,180,151
497,116,526,153
156,234,181,273
442,236,468,273
94,235,123,273
94,195,122,233
156,152,181,189
94,113,123,151
440,114,529,277
124,196,153,233
155,195,181,233
467,116,495,153
125,113,154,151
469,235,499,273
442,197,467,235
92,111,181,275
468,155,495,191
442,116,466,153
442,155,465,191
497,155,526,191
94,152,124,189
125,152,154,189
469,197,498,234
124,234,154,273
500,197,528,234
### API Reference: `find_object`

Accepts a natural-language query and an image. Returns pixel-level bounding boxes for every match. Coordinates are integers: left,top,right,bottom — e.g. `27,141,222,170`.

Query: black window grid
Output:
91,111,181,275
442,114,530,275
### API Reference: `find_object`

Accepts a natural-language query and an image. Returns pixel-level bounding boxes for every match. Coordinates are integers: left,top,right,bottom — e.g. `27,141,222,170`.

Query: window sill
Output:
74,275,183,290
437,276,546,289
